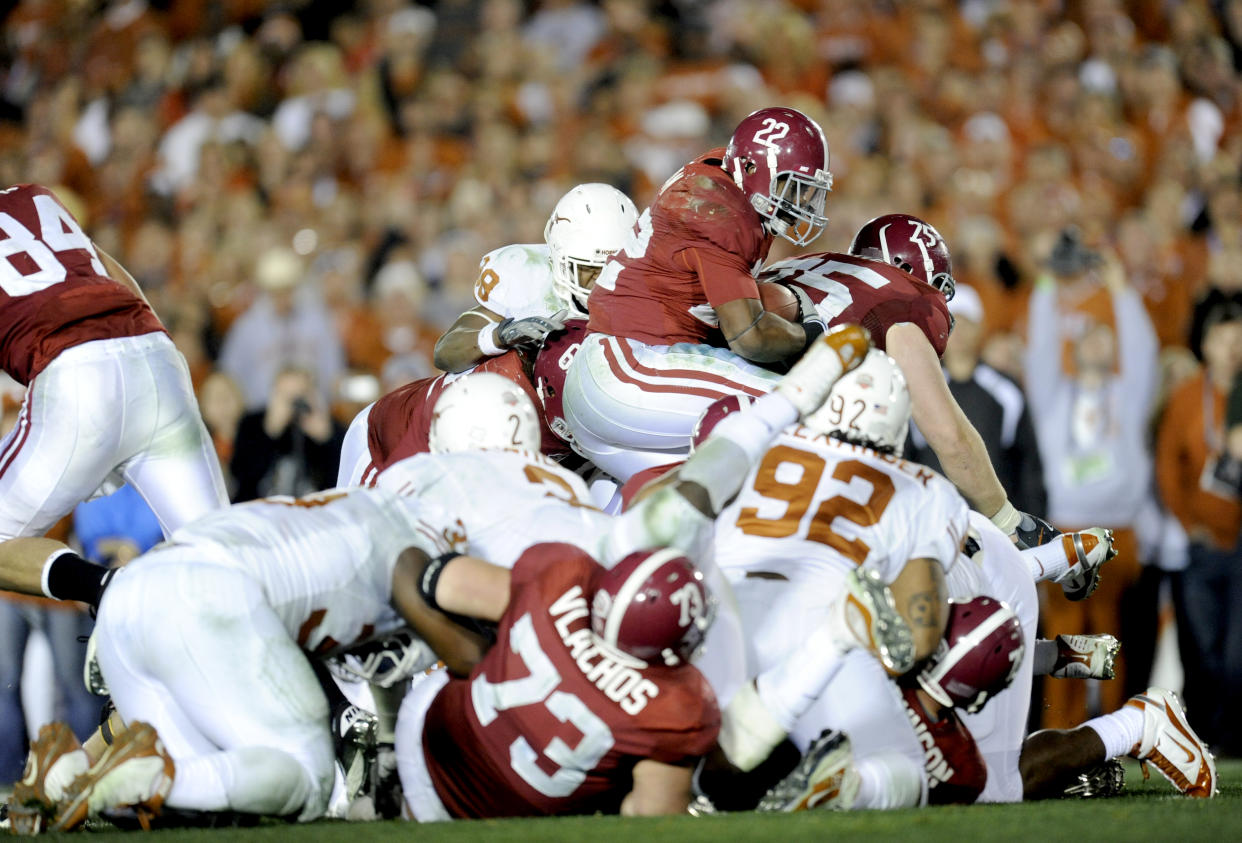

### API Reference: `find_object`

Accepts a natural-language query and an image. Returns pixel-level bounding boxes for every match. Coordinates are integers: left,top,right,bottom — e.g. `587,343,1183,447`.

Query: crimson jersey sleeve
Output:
762,252,952,356
422,542,720,819
365,351,568,477
0,184,164,384
587,150,771,346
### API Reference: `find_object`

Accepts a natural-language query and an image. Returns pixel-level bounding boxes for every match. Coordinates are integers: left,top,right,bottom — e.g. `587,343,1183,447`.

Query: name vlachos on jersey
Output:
548,585,660,716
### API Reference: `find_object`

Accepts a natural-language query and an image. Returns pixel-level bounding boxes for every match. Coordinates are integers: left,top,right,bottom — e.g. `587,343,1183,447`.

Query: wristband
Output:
801,319,825,351
989,500,1021,535
419,551,464,610
477,321,506,357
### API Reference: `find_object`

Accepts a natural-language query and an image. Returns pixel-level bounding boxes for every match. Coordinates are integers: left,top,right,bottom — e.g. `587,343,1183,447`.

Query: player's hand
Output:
495,309,569,349
782,283,828,348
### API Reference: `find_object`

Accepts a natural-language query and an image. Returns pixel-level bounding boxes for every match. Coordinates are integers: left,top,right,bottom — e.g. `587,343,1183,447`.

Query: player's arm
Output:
716,297,808,363
433,304,505,373
889,557,948,662
391,547,506,675
885,322,1009,521
620,759,695,816
97,248,154,310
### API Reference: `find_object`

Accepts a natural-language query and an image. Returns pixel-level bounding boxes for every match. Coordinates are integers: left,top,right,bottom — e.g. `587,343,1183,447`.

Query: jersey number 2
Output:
0,194,106,296
472,614,614,798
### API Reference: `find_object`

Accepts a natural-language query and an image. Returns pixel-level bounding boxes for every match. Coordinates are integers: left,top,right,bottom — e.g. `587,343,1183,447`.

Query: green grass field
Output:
53,758,1242,842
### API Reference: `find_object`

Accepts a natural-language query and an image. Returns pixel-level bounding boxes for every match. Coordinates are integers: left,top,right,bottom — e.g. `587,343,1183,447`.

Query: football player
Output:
395,543,718,818
766,214,1062,555
0,184,227,602
432,183,638,373
561,107,834,482
705,351,969,811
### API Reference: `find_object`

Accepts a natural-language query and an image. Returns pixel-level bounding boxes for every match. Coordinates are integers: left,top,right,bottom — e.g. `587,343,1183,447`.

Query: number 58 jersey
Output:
714,429,969,584
421,543,719,818
0,184,163,384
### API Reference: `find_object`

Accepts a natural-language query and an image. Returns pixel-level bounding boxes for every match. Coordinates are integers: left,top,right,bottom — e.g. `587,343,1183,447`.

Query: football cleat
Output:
1060,757,1126,799
1126,688,1217,798
49,721,175,832
6,722,90,836
1049,633,1120,680
757,730,859,812
842,567,916,676
774,324,871,418
1055,528,1116,601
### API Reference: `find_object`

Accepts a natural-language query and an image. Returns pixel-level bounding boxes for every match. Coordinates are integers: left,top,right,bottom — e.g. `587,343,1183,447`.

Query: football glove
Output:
780,283,828,348
495,309,569,349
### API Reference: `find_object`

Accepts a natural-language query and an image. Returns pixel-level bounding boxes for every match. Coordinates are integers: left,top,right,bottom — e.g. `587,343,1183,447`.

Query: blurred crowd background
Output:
3,0,1242,781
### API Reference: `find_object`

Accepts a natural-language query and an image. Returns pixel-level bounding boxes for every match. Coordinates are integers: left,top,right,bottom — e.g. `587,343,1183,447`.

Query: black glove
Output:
1013,511,1061,550
495,309,568,349
781,283,827,348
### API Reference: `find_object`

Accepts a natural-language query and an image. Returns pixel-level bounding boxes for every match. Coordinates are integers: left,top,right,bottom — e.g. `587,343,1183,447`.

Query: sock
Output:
1083,706,1144,759
1019,537,1072,583
755,614,851,733
854,753,925,809
678,392,798,514
42,550,107,604
1031,638,1058,676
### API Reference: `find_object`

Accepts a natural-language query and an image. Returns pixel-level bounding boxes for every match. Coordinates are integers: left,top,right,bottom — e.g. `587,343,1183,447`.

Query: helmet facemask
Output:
746,168,833,248
548,246,607,316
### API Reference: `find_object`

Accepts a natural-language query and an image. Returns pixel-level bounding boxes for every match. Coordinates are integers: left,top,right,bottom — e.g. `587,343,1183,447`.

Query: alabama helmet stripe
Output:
601,546,684,649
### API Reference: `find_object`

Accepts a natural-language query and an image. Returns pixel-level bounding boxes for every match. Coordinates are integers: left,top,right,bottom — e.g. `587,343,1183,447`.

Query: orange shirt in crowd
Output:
1156,371,1242,551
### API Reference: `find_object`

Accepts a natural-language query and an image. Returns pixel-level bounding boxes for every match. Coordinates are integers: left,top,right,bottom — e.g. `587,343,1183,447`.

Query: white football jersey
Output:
473,243,569,319
714,428,969,584
150,488,461,655
376,448,714,570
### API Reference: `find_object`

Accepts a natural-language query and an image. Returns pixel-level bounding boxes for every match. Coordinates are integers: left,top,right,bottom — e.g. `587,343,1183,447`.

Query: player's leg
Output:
118,335,228,533
95,559,335,820
393,670,452,821
337,402,376,487
562,335,779,481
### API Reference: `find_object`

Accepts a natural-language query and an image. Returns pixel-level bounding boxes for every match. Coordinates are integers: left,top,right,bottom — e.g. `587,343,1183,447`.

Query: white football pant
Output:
561,335,779,482
337,402,375,487
0,334,227,539
95,551,336,820
394,670,452,822
948,514,1039,803
730,570,927,809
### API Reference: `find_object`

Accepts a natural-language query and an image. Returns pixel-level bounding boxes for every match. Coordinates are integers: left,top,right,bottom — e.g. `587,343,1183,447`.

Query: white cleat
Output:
842,567,915,676
1048,633,1120,679
757,730,859,812
50,721,176,832
1126,687,1217,798
775,324,870,418
1055,528,1116,601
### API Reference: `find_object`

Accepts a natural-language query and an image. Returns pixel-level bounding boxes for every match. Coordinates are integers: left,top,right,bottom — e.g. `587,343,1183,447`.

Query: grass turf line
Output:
68,758,1242,841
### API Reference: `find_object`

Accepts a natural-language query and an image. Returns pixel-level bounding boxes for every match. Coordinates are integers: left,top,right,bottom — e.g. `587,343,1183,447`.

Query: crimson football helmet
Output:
917,596,1025,713
533,319,591,445
590,547,714,666
850,214,957,301
690,394,753,452
723,107,833,247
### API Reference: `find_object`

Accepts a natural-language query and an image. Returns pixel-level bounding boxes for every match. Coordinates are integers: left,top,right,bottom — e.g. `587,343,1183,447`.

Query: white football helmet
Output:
428,372,542,454
804,349,911,452
543,183,639,311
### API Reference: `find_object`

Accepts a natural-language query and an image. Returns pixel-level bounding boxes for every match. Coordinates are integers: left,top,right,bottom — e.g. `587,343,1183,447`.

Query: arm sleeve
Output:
1113,287,1160,420
1022,284,1063,420
1155,390,1194,530
676,245,761,308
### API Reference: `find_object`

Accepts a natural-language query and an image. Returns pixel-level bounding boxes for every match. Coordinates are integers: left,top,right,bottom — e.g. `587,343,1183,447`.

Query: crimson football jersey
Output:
761,252,951,357
587,149,771,346
364,351,568,477
0,184,164,384
422,542,720,818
